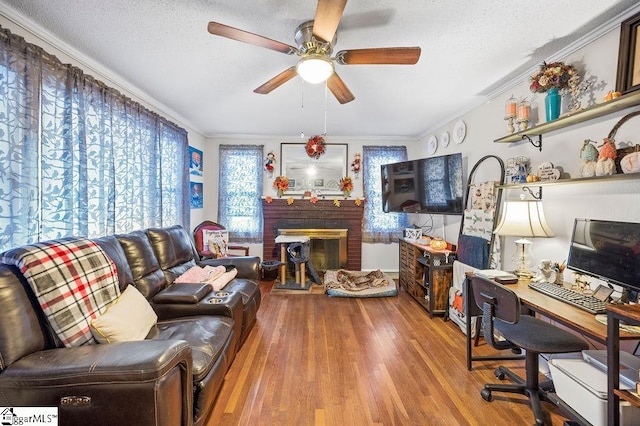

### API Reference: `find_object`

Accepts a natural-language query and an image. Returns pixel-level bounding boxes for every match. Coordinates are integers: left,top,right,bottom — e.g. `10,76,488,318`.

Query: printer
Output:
549,350,640,426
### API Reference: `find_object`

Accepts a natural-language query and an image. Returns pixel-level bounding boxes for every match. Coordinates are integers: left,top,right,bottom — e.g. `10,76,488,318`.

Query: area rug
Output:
323,270,398,298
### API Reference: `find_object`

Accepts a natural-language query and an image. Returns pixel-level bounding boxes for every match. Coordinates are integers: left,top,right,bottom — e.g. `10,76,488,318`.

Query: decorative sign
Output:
538,162,561,181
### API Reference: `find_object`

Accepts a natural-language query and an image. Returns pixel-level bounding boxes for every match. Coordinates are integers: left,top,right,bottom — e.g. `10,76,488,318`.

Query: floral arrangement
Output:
340,176,354,193
306,135,326,159
529,61,578,93
273,175,289,196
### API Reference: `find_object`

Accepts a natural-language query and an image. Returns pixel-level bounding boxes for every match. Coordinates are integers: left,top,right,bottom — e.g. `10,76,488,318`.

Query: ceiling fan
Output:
207,0,421,104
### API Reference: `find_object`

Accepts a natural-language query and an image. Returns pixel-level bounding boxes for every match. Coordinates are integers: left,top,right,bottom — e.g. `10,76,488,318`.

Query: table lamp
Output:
493,200,555,278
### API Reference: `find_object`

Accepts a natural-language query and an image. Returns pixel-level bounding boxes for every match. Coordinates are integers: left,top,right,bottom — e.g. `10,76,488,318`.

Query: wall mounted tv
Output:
380,153,464,215
567,218,640,292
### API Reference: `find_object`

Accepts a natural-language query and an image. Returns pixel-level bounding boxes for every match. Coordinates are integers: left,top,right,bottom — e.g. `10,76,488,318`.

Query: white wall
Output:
207,23,640,279
417,26,640,286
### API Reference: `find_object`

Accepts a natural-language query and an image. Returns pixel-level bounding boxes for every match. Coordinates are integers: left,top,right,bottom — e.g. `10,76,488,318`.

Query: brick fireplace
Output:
262,199,364,271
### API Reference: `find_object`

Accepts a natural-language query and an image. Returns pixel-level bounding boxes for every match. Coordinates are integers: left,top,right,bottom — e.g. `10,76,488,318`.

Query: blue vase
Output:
545,87,561,122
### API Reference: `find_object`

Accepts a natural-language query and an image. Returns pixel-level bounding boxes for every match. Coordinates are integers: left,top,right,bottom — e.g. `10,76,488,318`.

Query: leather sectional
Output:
0,225,261,426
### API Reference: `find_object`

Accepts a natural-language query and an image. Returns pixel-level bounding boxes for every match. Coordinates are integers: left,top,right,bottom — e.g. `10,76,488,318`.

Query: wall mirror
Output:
280,143,348,195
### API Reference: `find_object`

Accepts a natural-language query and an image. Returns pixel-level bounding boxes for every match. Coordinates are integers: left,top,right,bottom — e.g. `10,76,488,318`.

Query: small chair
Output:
193,220,249,259
471,276,589,426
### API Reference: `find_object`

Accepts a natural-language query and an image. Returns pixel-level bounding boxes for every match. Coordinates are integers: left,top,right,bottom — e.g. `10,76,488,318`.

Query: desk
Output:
606,304,640,426
466,275,638,370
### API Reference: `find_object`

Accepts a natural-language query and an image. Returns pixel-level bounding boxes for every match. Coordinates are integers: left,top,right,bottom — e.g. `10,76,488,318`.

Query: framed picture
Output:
280,143,348,195
616,11,640,94
190,181,203,209
189,146,203,177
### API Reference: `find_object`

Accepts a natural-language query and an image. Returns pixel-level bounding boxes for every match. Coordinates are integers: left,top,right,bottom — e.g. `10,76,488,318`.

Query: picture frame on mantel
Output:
280,142,348,195
616,11,640,94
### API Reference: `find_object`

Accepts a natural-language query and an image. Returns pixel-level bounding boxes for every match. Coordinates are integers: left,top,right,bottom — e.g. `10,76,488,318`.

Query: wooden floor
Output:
209,282,570,425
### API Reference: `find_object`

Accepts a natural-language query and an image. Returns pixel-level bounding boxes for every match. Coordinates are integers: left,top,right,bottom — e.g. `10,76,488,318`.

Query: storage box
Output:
549,358,640,426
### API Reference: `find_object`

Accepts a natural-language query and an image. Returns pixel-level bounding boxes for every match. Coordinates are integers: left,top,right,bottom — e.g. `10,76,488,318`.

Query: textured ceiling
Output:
0,0,638,139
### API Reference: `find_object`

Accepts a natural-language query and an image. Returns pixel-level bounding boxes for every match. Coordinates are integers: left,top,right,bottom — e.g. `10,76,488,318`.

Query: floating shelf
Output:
494,91,640,143
498,172,640,189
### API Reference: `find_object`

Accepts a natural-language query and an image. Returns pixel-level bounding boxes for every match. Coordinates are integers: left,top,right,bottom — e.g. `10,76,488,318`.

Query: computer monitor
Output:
567,218,640,292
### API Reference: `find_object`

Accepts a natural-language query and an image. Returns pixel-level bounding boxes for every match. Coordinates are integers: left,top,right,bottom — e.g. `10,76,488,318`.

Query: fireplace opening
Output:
278,228,347,271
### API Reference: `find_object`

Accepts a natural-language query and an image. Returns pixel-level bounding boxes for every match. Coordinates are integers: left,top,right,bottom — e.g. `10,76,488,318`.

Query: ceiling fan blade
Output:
253,67,298,94
208,22,297,55
326,72,354,104
336,47,421,65
312,0,348,43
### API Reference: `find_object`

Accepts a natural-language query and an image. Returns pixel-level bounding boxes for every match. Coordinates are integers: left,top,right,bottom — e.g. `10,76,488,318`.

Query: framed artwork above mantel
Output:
280,142,348,195
616,10,640,94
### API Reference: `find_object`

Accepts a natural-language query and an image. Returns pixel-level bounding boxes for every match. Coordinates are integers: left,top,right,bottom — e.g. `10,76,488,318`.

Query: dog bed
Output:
323,269,398,298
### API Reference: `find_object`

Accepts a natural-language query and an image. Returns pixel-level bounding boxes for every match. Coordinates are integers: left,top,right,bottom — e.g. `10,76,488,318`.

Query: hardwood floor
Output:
209,282,570,425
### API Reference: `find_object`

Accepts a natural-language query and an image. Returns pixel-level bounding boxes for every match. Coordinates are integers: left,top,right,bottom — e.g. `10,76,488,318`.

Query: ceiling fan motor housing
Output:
295,20,336,56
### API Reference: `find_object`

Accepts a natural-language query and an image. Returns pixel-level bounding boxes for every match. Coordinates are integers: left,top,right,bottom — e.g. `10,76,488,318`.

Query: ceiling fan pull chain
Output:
323,81,328,136
300,81,305,139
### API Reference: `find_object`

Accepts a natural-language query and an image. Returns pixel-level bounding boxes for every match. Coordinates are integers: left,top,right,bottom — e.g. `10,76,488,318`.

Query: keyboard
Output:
528,281,608,314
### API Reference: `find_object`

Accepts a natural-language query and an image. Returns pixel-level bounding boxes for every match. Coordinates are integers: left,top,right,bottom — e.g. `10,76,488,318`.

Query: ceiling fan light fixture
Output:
296,55,334,84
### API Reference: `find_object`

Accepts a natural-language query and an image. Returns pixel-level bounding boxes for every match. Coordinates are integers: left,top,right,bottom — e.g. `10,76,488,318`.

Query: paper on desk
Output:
474,270,518,279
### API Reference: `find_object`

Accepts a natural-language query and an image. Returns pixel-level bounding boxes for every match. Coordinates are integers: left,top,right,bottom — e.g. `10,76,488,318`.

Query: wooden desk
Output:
465,275,638,370
606,304,640,426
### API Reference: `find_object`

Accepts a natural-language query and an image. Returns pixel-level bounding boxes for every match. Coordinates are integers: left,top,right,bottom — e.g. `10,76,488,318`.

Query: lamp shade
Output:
493,200,555,238
296,55,334,84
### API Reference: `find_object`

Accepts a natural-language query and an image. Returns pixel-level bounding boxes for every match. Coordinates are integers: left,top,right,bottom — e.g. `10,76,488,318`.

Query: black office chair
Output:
471,276,589,426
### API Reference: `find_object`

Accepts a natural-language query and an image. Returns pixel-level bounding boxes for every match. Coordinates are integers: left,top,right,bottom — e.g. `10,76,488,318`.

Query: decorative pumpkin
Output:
595,138,617,176
579,139,598,177
430,238,448,250
621,151,640,174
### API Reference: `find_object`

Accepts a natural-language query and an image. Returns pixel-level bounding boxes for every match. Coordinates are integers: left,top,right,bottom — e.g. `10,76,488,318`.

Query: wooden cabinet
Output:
606,304,640,425
399,239,454,318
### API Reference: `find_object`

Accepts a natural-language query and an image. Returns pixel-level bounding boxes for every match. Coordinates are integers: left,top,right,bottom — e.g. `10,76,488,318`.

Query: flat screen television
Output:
380,153,464,215
567,218,640,291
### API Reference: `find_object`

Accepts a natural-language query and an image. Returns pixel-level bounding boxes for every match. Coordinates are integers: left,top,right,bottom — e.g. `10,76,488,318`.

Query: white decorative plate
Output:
453,120,467,144
427,135,438,155
440,131,450,148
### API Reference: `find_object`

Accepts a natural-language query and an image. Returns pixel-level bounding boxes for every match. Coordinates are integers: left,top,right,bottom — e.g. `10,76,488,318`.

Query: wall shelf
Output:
497,172,640,190
494,90,640,144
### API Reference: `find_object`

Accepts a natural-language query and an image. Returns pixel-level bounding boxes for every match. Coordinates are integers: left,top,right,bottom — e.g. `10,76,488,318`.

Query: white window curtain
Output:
217,144,264,243
0,26,189,251
362,145,408,243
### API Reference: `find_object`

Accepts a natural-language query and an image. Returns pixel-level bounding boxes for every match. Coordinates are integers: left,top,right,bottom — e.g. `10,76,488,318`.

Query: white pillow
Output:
207,268,238,291
90,285,157,343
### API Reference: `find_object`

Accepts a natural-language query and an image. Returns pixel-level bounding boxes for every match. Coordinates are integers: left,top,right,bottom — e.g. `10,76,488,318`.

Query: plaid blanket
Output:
2,238,120,347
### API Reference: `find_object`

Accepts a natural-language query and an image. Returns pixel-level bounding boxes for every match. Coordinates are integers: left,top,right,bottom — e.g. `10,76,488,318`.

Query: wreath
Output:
306,135,326,159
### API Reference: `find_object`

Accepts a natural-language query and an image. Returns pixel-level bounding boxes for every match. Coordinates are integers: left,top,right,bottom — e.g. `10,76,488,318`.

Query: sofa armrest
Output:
199,255,260,281
153,282,211,304
0,340,193,426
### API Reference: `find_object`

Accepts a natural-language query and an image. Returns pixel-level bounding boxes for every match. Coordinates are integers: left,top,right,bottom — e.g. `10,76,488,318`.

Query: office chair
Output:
471,276,589,426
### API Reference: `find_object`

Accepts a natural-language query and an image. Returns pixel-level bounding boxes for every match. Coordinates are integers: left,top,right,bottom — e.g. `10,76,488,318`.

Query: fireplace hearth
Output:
262,199,364,271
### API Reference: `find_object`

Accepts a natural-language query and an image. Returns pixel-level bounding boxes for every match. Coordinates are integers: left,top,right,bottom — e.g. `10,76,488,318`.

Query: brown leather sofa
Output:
0,225,261,426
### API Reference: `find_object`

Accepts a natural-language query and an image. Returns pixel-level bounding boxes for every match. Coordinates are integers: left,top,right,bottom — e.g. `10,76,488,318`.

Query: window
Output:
0,28,188,252
362,146,408,243
218,145,263,243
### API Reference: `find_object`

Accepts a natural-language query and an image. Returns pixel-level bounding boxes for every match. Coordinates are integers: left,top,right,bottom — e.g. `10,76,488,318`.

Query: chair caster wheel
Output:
481,389,492,402
494,369,505,380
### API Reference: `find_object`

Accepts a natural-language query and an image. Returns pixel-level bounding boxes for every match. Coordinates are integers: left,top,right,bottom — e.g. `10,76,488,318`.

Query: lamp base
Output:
513,238,534,278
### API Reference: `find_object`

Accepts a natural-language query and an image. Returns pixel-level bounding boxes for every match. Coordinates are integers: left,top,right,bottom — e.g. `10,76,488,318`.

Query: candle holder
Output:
516,98,531,131
504,95,517,134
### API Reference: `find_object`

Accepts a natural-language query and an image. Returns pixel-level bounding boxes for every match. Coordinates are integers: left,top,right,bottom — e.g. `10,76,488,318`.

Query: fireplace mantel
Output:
262,199,364,271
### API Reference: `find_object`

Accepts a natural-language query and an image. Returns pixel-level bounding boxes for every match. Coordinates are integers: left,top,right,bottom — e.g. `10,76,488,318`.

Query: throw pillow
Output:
203,229,229,258
207,268,238,291
90,285,157,343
